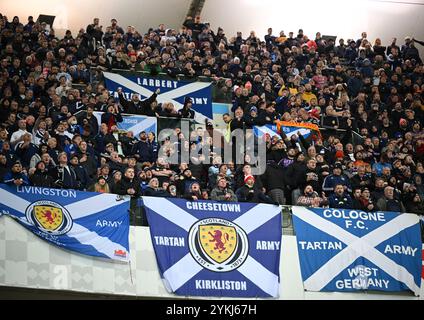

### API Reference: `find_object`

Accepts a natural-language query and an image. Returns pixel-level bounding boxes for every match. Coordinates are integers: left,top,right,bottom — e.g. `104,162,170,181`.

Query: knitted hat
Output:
244,175,255,183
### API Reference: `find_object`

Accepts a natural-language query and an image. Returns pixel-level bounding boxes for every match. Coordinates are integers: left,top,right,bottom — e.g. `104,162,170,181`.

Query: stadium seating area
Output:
1,13,424,214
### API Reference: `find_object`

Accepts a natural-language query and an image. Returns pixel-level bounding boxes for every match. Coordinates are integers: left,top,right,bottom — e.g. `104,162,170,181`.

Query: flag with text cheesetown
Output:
292,206,421,295
143,197,282,297
0,184,130,261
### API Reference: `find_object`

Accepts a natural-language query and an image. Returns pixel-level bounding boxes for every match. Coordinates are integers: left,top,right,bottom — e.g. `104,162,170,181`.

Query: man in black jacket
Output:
143,177,170,197
133,131,154,163
261,160,286,205
236,175,275,204
178,97,196,119
116,167,141,197
29,161,55,188
118,87,159,115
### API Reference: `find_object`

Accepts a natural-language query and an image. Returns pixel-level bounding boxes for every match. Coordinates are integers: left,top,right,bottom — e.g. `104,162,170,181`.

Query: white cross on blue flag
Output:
292,206,421,295
143,197,282,297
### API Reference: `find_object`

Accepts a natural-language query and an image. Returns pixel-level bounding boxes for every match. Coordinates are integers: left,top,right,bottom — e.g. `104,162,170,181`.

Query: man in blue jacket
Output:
3,160,30,186
322,162,352,196
328,184,353,209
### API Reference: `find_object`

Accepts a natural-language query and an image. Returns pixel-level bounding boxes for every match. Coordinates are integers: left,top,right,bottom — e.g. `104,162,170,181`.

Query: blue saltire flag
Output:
292,206,421,295
253,123,315,140
143,197,282,297
0,184,130,261
93,111,157,138
104,72,212,122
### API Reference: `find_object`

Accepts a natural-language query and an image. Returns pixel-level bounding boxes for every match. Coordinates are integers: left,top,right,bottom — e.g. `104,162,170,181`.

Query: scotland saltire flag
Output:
254,121,320,141
143,197,282,297
94,111,157,137
104,72,212,122
0,184,130,261
292,206,421,295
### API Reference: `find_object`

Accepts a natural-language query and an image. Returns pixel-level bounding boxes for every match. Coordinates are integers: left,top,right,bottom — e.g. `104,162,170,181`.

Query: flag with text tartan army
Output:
0,184,130,261
292,206,421,295
104,72,212,122
143,197,282,297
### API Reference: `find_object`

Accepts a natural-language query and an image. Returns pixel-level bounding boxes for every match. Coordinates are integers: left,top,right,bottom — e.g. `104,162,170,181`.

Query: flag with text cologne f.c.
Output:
0,184,130,261
143,197,282,297
292,206,421,295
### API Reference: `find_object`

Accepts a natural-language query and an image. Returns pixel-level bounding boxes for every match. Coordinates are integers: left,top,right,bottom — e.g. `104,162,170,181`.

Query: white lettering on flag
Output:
293,206,420,295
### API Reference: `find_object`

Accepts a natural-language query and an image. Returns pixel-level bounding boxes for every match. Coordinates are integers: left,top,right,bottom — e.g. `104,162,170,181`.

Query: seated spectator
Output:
210,176,237,202
296,185,328,208
328,184,353,209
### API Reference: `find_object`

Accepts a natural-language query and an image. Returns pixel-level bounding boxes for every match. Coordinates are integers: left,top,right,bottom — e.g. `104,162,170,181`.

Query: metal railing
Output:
128,197,295,235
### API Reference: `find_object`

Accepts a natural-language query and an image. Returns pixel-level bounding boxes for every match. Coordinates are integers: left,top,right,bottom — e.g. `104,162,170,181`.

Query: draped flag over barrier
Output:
0,184,130,261
254,121,321,143
93,111,157,138
292,206,421,295
104,72,212,122
143,197,282,297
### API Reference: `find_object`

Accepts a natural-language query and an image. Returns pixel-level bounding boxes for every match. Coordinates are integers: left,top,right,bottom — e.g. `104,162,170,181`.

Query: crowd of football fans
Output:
1,13,424,214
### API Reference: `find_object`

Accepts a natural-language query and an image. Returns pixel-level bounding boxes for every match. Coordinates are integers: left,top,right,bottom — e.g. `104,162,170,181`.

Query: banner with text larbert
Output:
292,206,421,295
104,72,212,123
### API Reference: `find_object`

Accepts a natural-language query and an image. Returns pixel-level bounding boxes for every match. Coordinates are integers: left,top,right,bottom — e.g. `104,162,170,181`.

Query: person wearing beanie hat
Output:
244,174,255,184
236,174,275,204
322,161,352,196
245,105,260,128
178,96,195,119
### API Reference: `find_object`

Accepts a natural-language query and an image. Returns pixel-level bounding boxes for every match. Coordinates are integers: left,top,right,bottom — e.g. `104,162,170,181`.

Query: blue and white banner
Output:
143,197,282,297
94,111,156,138
0,184,130,261
292,206,421,295
104,72,212,122
253,124,313,139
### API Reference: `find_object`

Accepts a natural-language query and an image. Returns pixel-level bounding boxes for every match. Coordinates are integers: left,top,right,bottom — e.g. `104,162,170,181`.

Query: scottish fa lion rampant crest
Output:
189,218,249,272
199,225,237,263
26,200,73,235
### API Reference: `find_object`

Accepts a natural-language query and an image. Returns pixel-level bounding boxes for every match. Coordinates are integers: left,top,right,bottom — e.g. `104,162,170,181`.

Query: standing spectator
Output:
322,162,352,195
50,152,79,189
3,160,30,186
116,167,141,197
376,186,406,212
296,185,328,208
29,161,55,187
328,184,354,209
236,175,274,204
210,176,237,202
